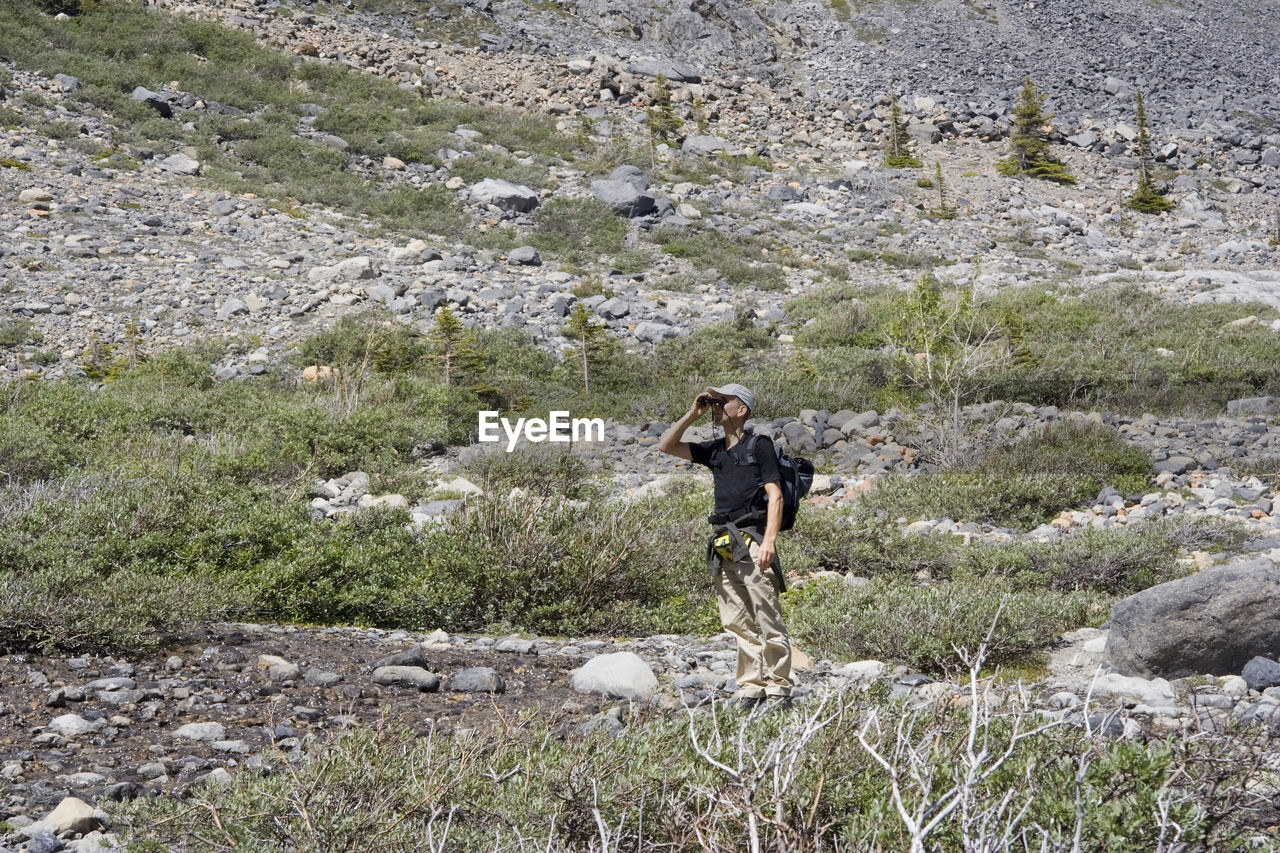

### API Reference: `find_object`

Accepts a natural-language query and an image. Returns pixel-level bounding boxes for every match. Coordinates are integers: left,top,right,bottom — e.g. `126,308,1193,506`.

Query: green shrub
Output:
295,312,428,373
114,691,1261,851
528,197,630,267
466,444,596,498
652,226,785,289
977,286,1280,412
0,319,41,348
855,420,1152,530
787,509,1240,595
789,576,1103,674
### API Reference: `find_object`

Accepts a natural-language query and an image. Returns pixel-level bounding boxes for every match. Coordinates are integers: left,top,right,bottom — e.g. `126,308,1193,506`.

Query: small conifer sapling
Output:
998,76,1075,185
884,84,922,168
562,302,612,395
1127,90,1173,214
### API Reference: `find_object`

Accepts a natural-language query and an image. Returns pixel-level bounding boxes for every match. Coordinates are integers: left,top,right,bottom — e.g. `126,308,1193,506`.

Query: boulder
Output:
596,297,630,319
1242,655,1280,691
571,652,658,700
46,714,103,737
1227,396,1277,415
20,797,103,839
1084,673,1177,708
1105,557,1280,678
158,153,200,175
507,245,542,266
634,321,678,343
682,135,727,156
608,164,648,191
335,256,378,280
469,179,539,213
174,721,227,742
130,86,172,117
446,667,505,693
372,665,440,691
590,179,656,217
627,57,701,82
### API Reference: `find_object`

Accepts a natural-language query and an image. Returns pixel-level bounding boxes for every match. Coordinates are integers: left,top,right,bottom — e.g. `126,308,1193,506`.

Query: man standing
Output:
657,383,792,707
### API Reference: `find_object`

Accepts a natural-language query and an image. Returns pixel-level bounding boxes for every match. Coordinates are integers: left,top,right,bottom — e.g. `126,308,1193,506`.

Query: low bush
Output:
651,226,786,289
788,575,1104,674
0,319,41,348
855,420,1152,530
115,690,1268,851
790,509,1239,590
527,197,630,268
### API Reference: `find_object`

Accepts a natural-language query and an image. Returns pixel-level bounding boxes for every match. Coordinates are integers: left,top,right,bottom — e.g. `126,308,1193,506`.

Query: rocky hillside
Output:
3,0,1279,387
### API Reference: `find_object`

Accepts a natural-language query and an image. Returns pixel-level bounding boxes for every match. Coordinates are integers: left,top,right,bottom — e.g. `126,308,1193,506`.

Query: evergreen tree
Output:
1127,90,1173,214
998,76,1075,185
884,84,922,169
427,305,481,387
562,302,613,395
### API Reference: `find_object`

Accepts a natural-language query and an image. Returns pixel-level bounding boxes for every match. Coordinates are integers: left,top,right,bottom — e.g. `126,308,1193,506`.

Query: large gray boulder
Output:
591,179,656,217
1105,558,1280,679
571,652,658,701
607,164,648,191
682,135,727,156
469,179,539,213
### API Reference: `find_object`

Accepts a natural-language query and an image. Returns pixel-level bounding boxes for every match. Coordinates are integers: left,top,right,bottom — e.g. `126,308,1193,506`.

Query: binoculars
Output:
698,395,728,407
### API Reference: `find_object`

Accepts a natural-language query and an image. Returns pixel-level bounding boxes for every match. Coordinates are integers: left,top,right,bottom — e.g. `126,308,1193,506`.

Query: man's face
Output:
713,395,747,423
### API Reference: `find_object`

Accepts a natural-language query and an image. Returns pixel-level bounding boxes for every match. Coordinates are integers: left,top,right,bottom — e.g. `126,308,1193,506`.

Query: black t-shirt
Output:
689,434,781,520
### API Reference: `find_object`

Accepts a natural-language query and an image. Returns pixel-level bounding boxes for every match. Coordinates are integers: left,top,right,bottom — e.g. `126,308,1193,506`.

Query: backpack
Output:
744,433,814,532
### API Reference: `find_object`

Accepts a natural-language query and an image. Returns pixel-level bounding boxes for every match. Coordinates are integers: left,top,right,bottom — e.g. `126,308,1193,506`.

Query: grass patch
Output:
0,319,42,348
789,576,1103,675
786,282,1280,415
857,420,1152,530
787,514,1243,673
651,226,786,289
527,197,631,269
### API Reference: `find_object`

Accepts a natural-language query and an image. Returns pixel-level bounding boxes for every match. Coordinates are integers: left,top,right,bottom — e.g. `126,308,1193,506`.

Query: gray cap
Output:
711,383,755,413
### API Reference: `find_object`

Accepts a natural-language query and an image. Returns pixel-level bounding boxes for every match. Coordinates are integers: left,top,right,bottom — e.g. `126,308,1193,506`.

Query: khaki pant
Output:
715,540,792,698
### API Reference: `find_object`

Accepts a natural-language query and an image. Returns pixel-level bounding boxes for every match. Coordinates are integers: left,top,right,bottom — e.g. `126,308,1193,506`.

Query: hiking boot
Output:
762,695,794,713
728,694,764,711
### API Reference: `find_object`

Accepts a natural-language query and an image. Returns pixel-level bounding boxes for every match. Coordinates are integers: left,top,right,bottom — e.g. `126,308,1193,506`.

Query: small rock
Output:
174,721,228,742
446,667,505,693
371,666,440,692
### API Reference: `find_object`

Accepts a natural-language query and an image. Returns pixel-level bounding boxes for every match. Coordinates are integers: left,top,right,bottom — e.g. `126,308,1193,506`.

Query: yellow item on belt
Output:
714,530,752,561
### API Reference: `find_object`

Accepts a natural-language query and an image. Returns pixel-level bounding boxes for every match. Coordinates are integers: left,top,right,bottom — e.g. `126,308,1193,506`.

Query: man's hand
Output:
756,536,776,570
692,387,717,418
657,389,718,460
758,482,783,569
